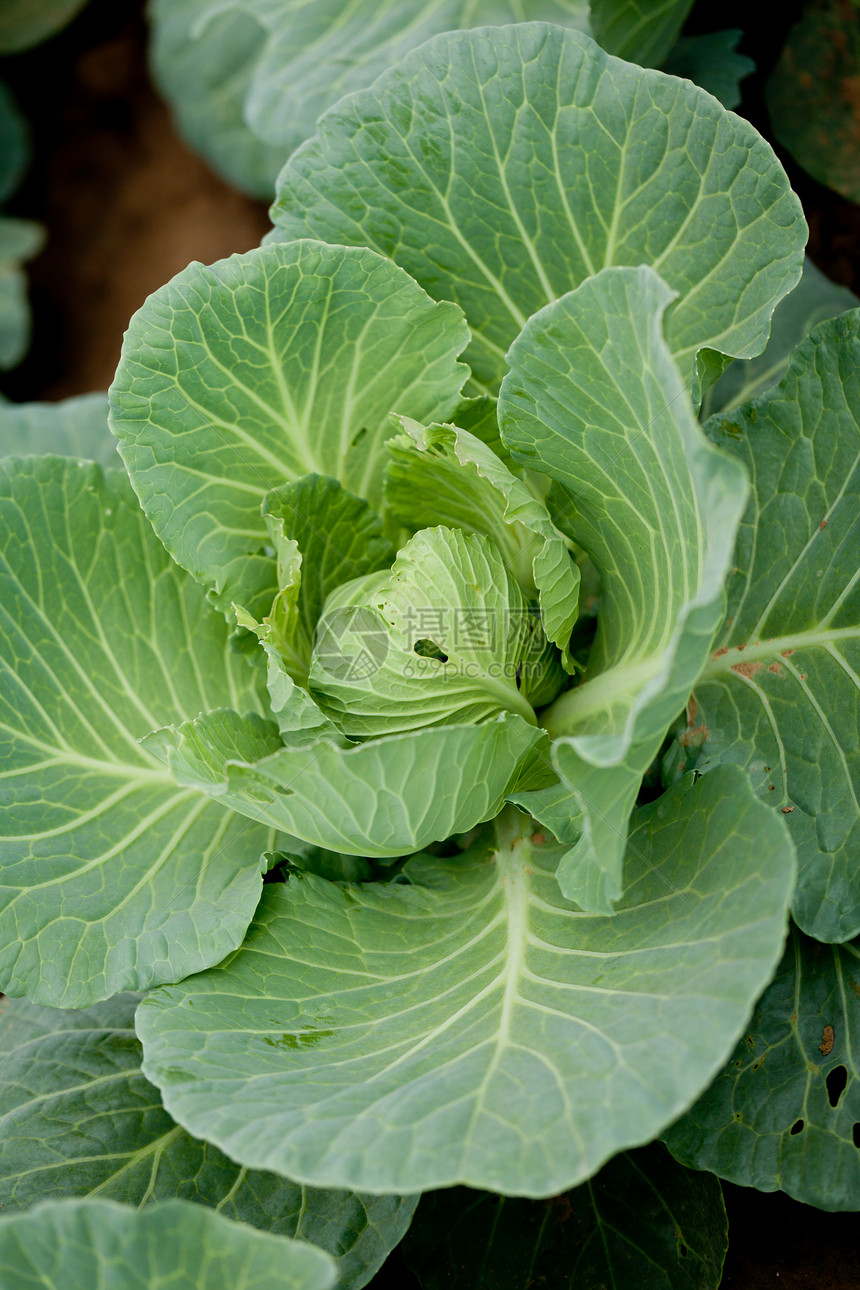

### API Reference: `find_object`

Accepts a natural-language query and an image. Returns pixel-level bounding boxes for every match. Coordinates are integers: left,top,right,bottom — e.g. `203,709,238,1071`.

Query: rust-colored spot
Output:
820,519,828,530
712,646,729,659
781,649,795,657
736,642,747,652
800,673,808,681
731,661,763,678
820,1025,835,1057
531,833,546,847
790,1012,798,1025
679,723,709,748
768,784,776,791
782,805,795,814
687,696,699,723
767,662,782,674
764,766,771,773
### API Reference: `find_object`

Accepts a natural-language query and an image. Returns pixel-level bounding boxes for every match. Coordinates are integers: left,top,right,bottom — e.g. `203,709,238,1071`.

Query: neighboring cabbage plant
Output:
0,20,859,1288
149,0,702,198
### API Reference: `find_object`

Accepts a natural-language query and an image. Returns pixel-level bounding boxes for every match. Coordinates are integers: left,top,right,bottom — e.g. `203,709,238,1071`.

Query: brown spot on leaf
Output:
820,519,828,530
736,642,747,651
767,662,782,674
768,784,776,791
782,805,795,813
781,650,795,658
820,1025,835,1057
712,645,729,659
531,833,546,847
731,661,763,677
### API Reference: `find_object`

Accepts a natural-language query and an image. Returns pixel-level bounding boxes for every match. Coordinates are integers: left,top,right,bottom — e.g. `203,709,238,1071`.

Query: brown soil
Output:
1,0,268,401
2,2,859,1287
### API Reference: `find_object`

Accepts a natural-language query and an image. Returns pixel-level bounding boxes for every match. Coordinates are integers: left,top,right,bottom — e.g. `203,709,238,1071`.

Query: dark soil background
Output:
2,1,859,1285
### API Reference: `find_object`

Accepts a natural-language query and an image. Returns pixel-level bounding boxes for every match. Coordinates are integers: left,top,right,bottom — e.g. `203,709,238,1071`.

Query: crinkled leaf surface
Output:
385,418,579,665
144,706,548,857
150,1,591,198
0,0,88,52
702,257,858,417
0,1199,337,1290
403,1142,726,1290
137,766,794,1198
589,0,693,65
663,29,755,110
664,926,860,1212
271,23,805,392
0,994,416,1290
766,0,860,204
310,526,563,737
251,475,394,679
684,312,860,943
0,392,118,467
108,240,468,610
0,457,271,1007
499,266,748,910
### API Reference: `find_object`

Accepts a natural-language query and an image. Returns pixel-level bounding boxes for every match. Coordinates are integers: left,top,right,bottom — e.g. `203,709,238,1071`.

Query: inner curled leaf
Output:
309,526,565,739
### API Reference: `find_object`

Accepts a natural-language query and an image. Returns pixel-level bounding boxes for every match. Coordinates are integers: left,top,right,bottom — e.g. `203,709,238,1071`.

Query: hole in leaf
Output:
827,1065,848,1108
853,1123,860,1149
790,1119,805,1135
414,639,448,663
678,1244,688,1259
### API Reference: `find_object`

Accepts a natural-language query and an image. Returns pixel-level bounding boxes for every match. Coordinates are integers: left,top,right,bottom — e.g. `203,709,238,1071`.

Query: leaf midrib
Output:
701,624,860,679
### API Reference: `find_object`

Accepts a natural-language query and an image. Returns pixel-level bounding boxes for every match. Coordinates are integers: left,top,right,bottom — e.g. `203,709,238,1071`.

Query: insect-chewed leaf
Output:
686,311,860,942
665,926,860,1212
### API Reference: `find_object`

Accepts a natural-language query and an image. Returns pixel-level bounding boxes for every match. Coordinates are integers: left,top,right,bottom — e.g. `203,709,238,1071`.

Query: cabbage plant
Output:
0,21,858,1290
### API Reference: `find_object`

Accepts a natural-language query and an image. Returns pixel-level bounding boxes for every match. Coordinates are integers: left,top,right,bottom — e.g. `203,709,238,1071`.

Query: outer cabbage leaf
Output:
108,240,468,611
663,30,755,110
0,392,118,467
766,0,860,204
271,23,806,392
403,1142,727,1290
664,926,860,1212
499,266,748,910
0,0,89,52
0,994,417,1290
0,216,44,370
150,0,591,198
143,706,549,857
0,458,272,1008
589,0,693,65
675,312,860,943
702,257,858,417
385,418,579,666
310,526,564,737
137,766,794,1197
0,81,28,205
0,1199,337,1290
